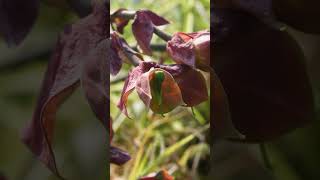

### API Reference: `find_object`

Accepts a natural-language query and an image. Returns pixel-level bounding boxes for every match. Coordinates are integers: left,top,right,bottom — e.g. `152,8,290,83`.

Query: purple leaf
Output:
167,31,210,70
0,0,39,46
21,4,108,178
81,38,110,129
117,64,145,117
110,146,131,165
132,10,169,55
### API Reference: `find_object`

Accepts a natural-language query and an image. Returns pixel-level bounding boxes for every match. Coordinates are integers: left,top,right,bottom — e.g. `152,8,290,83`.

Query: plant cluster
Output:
110,7,210,179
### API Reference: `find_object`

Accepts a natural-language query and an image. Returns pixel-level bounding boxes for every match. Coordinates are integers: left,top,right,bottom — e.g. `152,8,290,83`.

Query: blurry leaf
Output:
0,0,39,46
214,14,314,141
21,4,108,178
273,0,320,34
110,146,131,165
212,70,242,139
81,39,110,129
214,0,273,18
139,170,174,180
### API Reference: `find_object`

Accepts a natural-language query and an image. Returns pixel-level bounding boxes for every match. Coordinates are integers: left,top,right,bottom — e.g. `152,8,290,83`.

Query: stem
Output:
111,10,173,42
153,26,172,41
259,143,273,171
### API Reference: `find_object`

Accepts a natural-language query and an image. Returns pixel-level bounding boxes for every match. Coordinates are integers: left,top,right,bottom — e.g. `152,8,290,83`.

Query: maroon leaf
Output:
132,10,169,55
167,34,195,67
170,65,208,107
117,61,157,116
81,38,109,129
21,4,108,178
160,64,208,107
167,31,210,70
117,64,145,117
0,0,39,46
214,16,314,141
212,70,243,139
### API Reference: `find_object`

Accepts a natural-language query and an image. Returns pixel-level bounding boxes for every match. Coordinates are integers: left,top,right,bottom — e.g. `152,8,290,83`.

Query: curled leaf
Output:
132,10,169,55
214,15,314,141
21,4,108,178
110,32,144,75
212,70,243,139
167,31,210,70
117,64,145,117
160,64,208,107
111,8,130,34
81,38,110,129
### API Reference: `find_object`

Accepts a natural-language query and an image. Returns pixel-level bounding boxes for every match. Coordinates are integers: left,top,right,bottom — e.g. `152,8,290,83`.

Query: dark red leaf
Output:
140,10,170,26
117,64,145,117
214,15,314,141
132,10,169,55
0,0,39,46
167,31,210,70
212,70,243,139
21,4,108,178
81,38,109,129
160,64,208,107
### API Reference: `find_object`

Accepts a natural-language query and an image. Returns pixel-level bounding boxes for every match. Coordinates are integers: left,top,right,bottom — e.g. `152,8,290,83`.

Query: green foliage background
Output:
110,0,210,180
